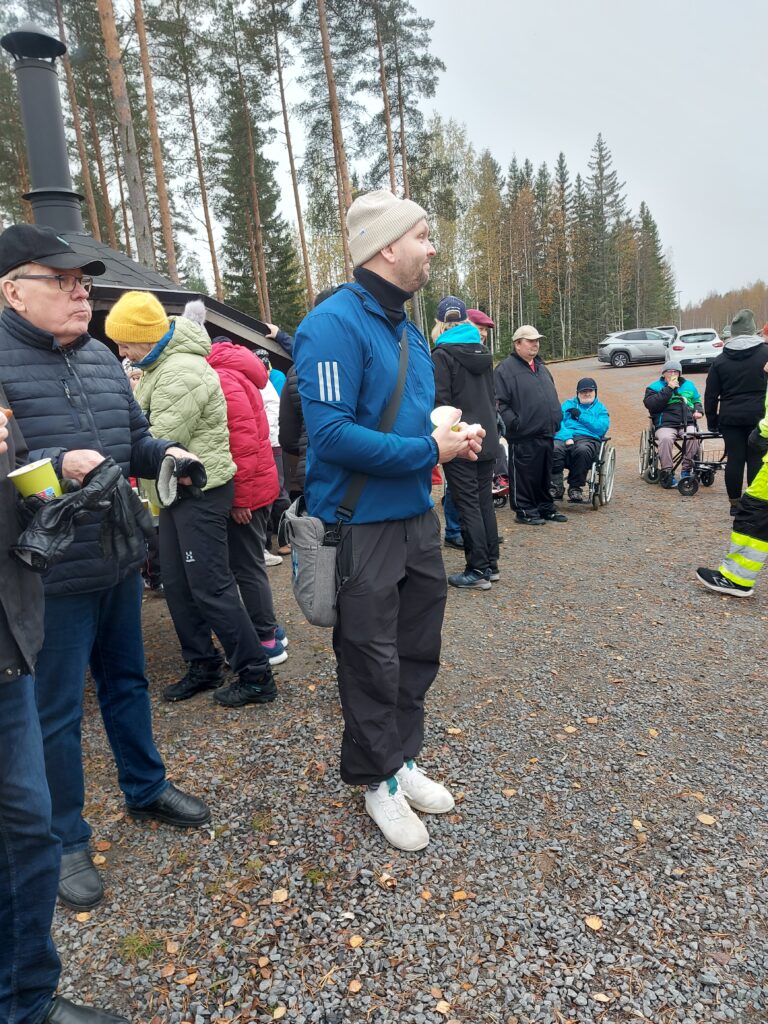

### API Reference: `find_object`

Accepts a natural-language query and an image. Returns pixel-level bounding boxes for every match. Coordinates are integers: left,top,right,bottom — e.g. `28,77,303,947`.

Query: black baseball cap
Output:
0,224,105,277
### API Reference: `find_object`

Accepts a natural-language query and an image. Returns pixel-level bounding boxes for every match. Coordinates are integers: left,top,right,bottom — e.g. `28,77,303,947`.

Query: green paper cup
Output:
8,458,62,500
430,406,461,431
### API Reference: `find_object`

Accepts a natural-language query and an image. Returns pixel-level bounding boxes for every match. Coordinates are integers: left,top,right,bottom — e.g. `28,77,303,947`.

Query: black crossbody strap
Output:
331,327,410,527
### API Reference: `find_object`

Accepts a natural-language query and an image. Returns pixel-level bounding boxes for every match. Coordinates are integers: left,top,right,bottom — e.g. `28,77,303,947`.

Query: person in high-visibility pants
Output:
697,383,768,596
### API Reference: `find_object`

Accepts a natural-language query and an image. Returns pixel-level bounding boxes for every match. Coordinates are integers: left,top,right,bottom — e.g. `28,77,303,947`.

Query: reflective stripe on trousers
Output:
720,530,768,586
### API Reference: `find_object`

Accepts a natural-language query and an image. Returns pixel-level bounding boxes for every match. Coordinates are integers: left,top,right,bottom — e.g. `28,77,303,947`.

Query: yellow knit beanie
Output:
105,290,170,344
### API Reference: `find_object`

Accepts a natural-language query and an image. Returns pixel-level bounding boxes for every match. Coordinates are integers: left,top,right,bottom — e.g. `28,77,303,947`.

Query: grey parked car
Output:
597,328,670,368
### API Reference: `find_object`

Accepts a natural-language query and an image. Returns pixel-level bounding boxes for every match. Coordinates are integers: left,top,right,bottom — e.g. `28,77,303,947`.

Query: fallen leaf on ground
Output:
585,915,603,931
648,728,659,738
92,853,106,866
160,964,175,978
421,889,432,900
177,972,197,986
272,1009,287,1020
348,979,362,993
166,940,179,955
435,1000,451,1014
452,890,468,901
697,813,717,826
563,725,578,734
94,840,112,852
75,912,90,923
258,956,270,967
271,888,289,903
378,872,397,889
592,992,611,1002
430,987,443,999
632,819,645,831
349,935,364,948
502,788,516,797
585,716,599,725
232,916,247,927
446,727,462,736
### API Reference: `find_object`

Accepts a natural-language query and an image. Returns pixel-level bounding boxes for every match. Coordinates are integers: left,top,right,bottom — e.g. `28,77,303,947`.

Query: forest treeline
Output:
683,281,768,336
1,0,677,355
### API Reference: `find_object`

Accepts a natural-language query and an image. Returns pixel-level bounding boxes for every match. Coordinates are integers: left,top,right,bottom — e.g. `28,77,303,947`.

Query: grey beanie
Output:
731,308,757,337
662,359,682,374
347,190,427,268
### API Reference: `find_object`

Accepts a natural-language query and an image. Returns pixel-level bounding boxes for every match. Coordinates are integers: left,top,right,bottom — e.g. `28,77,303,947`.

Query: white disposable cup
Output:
430,406,461,431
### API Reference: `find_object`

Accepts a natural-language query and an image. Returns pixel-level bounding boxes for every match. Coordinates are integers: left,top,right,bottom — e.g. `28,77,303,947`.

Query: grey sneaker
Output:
695,567,753,597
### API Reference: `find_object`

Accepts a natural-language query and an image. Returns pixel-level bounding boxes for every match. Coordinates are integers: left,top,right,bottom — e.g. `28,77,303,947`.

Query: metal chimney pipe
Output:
1,23,85,233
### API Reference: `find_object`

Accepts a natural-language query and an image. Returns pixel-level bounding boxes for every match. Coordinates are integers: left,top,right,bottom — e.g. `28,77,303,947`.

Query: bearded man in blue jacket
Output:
551,377,610,502
294,190,484,853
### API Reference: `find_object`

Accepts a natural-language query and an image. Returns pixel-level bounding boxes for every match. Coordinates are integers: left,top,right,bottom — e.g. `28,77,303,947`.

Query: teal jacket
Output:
555,396,610,442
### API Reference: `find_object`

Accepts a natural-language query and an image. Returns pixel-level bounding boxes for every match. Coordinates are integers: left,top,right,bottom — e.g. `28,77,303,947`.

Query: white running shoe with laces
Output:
264,551,283,566
395,760,455,813
364,779,429,851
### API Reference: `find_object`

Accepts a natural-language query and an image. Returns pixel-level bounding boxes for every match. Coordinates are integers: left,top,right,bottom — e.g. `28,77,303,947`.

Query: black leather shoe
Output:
58,850,104,910
162,657,224,702
542,511,568,522
515,513,546,525
126,783,210,827
46,996,129,1023
443,535,464,550
214,668,278,707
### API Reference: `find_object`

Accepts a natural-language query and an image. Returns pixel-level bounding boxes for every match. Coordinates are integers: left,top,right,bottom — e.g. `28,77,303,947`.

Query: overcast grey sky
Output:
412,0,768,306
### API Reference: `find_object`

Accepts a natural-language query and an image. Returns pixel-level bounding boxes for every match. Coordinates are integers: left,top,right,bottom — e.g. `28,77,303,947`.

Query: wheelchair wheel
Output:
638,430,650,475
701,470,715,487
493,494,507,509
678,476,699,496
644,463,659,483
600,446,616,505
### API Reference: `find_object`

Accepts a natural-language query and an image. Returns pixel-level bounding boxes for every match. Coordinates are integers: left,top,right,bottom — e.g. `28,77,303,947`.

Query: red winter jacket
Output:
206,342,279,511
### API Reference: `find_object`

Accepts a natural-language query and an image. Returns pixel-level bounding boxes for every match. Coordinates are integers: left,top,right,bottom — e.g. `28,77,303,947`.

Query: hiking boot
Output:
364,778,429,851
163,657,224,702
567,486,584,503
213,667,278,707
695,567,753,598
395,760,455,813
260,636,287,666
448,569,492,590
550,473,564,500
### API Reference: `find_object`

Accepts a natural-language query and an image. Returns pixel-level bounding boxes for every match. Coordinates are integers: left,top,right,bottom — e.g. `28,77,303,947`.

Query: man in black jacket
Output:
0,224,209,913
0,397,128,1024
493,325,566,525
704,309,768,512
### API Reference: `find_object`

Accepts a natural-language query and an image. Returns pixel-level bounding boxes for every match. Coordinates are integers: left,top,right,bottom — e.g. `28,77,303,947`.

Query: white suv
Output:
664,328,723,371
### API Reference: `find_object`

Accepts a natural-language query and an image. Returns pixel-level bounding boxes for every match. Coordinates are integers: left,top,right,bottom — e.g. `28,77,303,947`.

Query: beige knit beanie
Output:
347,190,428,268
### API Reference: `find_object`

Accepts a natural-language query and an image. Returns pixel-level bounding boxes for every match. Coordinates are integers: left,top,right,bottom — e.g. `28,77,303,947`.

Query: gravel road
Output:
54,357,767,1024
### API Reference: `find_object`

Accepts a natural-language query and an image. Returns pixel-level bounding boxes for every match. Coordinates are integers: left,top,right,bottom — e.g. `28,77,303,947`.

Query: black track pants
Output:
443,458,498,573
333,511,447,786
510,436,555,517
721,425,764,500
552,437,600,488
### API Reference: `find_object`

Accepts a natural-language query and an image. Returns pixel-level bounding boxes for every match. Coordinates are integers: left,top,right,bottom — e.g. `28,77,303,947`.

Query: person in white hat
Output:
493,325,566,525
294,190,484,852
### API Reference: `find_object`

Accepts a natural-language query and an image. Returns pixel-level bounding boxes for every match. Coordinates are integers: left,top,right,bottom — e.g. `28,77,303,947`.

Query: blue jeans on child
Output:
443,485,462,541
0,674,61,1024
35,571,168,854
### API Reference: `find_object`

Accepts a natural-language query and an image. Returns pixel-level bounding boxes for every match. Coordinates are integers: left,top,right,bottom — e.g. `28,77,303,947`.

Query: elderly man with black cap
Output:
551,377,610,502
493,324,565,525
294,190,484,852
0,224,210,914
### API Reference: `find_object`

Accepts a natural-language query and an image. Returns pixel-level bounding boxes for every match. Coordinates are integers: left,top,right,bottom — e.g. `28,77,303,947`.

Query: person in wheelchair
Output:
643,360,703,487
551,377,610,502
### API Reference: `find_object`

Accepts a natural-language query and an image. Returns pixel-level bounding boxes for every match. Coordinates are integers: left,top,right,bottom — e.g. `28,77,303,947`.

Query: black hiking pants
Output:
510,436,556,517
443,458,498,573
333,510,447,786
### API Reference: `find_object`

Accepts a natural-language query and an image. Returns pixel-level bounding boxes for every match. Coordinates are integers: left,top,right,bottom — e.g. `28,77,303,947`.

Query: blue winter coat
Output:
0,308,173,596
555,396,610,442
294,282,438,523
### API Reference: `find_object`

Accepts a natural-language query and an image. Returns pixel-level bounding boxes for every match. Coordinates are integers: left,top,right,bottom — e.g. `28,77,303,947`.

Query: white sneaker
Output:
264,551,282,566
364,779,429,851
395,761,455,814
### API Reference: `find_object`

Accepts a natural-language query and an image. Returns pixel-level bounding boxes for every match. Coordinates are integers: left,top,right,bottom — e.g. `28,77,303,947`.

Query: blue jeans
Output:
35,572,167,854
443,484,461,539
0,675,61,1024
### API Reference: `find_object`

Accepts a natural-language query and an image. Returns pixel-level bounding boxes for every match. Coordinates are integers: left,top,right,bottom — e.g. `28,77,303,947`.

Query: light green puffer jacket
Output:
134,316,235,504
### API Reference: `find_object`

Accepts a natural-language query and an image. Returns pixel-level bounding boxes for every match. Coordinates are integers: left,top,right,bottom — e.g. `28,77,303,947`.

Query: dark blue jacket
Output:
0,308,172,596
294,282,438,523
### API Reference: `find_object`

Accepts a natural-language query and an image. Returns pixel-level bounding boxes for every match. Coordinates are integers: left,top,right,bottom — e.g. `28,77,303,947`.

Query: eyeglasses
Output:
15,273,94,295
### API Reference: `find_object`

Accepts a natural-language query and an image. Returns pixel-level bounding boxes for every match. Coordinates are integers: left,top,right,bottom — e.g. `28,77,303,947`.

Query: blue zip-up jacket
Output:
0,308,174,596
555,396,610,442
294,282,438,523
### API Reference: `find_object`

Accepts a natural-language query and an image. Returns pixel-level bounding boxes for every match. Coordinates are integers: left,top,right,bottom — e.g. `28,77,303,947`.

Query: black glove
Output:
748,428,768,453
11,458,124,572
100,474,155,564
157,454,208,506
568,408,581,420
